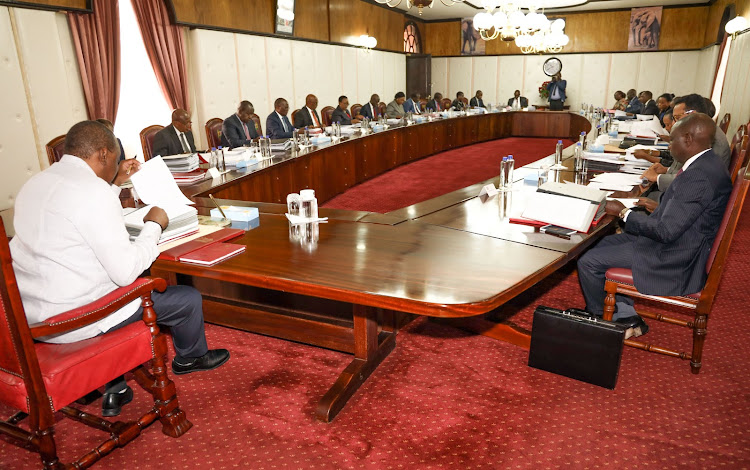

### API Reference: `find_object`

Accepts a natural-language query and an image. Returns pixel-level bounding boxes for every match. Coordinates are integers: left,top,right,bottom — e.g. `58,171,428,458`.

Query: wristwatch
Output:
619,207,630,220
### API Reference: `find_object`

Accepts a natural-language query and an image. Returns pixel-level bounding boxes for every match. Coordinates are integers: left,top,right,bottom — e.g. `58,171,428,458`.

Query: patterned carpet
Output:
2,139,749,469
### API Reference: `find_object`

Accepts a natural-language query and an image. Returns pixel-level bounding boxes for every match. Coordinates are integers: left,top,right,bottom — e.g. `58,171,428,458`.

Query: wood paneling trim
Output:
0,0,90,12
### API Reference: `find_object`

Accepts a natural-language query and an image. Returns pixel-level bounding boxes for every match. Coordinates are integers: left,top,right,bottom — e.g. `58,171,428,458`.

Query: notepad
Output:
178,243,246,266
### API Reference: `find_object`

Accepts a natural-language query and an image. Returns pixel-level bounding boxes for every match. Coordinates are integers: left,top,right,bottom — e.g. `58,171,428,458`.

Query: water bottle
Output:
304,127,310,145
209,147,217,169
500,156,509,191
292,128,299,147
554,140,563,168
217,146,226,171
574,142,583,173
506,155,515,189
579,131,586,150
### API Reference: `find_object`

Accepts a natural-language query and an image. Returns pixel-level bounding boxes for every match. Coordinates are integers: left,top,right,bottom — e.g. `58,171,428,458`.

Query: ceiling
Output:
387,0,711,21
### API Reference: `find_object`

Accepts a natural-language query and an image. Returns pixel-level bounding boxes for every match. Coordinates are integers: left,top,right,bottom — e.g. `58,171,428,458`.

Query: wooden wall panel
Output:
170,0,276,34
423,21,459,56
293,0,329,42
705,0,750,46
659,7,707,50
0,0,88,10
328,0,404,51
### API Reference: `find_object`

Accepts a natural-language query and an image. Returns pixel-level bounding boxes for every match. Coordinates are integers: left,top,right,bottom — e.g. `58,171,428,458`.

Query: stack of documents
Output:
128,156,199,243
161,153,200,173
223,148,258,168
270,140,294,152
587,172,644,191
521,182,607,233
171,170,206,185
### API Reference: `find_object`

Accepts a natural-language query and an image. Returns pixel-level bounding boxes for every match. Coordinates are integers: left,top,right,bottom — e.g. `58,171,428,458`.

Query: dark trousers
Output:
105,285,208,394
577,233,637,317
549,99,563,111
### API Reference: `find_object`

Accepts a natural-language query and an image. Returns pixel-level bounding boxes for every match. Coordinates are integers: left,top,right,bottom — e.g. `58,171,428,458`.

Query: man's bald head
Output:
670,113,716,163
171,109,192,132
305,94,318,109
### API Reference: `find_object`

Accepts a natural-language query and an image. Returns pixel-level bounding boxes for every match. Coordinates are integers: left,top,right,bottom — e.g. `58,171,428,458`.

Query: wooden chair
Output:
460,97,469,106
377,102,387,118
351,104,362,118
250,113,262,136
139,124,164,161
0,218,191,469
719,113,731,134
205,118,223,149
45,135,66,166
728,135,749,183
602,167,750,374
321,106,335,126
441,98,453,110
729,124,746,153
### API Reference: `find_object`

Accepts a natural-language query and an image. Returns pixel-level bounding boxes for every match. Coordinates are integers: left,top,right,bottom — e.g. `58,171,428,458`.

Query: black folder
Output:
528,306,626,389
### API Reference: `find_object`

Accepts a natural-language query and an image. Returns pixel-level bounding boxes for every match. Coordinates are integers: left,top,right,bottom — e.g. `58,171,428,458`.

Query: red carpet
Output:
323,137,570,213
2,139,750,468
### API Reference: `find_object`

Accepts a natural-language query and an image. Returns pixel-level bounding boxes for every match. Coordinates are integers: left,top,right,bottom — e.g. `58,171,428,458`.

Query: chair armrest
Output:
29,277,168,338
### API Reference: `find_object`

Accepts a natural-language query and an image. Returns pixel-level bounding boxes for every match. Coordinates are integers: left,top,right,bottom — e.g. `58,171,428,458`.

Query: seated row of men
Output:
612,88,674,126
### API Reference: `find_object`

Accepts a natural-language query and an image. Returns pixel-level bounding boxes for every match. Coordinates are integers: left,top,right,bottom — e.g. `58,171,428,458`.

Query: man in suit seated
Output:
638,91,659,115
152,109,196,157
577,113,732,336
10,121,230,416
293,94,323,129
331,95,361,125
95,118,126,162
386,92,406,119
451,91,467,111
426,92,443,112
403,93,421,114
507,90,528,109
221,100,258,148
470,90,486,109
266,98,294,139
360,94,381,120
625,89,643,114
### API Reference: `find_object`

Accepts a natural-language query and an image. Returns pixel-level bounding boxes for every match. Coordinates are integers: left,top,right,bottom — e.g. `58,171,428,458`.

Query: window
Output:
404,22,421,54
113,0,172,161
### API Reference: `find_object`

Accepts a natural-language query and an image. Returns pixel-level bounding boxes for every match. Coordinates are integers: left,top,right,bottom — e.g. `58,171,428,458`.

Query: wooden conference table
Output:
150,111,604,422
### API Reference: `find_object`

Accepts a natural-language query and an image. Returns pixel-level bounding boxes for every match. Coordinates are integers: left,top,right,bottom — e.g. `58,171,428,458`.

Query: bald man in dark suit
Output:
577,113,732,336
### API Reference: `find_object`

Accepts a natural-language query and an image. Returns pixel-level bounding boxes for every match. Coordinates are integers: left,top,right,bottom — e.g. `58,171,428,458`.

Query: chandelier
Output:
472,1,576,53
373,0,464,16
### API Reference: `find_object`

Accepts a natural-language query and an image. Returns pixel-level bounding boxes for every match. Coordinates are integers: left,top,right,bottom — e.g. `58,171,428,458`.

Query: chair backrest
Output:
250,113,262,136
442,98,452,110
140,125,164,161
45,134,66,166
460,97,469,106
0,218,47,414
351,104,362,118
719,113,731,134
699,167,750,311
730,124,747,153
290,109,299,128
728,135,749,183
419,99,427,112
321,106,334,126
205,118,223,149
377,102,386,117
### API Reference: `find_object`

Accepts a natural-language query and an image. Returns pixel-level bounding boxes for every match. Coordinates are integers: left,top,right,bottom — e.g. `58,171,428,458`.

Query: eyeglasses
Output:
673,109,695,121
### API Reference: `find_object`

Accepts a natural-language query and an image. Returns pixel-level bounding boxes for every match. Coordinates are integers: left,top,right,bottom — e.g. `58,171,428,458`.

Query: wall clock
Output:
543,57,563,77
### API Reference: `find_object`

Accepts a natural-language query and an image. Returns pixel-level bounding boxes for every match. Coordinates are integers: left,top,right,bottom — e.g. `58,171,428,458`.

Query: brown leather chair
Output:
460,97,469,106
45,134,66,166
321,106,335,126
351,104,362,118
441,98,453,110
205,118,223,149
602,165,750,374
0,218,192,468
140,124,164,161
250,113,262,136
719,113,731,134
291,109,299,128
729,124,746,153
377,102,386,118
419,99,428,112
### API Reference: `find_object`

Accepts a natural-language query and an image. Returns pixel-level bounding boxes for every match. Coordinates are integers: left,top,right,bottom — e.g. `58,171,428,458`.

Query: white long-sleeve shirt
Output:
10,154,162,343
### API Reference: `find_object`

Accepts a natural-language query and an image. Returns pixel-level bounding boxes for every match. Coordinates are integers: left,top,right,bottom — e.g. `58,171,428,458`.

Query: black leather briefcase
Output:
528,306,626,389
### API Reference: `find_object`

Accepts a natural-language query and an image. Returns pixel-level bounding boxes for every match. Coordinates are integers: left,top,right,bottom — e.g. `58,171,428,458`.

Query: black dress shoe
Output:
102,386,133,417
616,315,649,339
172,349,230,375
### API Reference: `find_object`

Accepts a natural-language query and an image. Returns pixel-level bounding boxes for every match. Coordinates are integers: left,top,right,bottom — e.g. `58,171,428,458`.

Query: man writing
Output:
577,113,731,336
221,100,258,148
10,121,230,417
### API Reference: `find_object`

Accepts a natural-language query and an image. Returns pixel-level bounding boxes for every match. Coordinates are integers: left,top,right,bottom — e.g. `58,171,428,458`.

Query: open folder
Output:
522,182,608,233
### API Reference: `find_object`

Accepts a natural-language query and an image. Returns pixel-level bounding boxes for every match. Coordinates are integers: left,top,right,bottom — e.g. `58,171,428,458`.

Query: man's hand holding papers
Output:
113,159,141,186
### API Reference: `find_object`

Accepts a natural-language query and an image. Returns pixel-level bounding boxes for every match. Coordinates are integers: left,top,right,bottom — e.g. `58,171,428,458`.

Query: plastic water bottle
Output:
500,156,509,190
217,146,226,171
209,147,217,169
579,131,586,150
506,155,515,189
574,142,583,172
555,140,563,167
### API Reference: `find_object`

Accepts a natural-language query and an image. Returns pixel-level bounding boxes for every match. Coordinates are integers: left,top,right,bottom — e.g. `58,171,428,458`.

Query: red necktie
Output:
311,109,321,127
677,169,683,175
436,101,441,111
242,121,251,140
373,104,378,117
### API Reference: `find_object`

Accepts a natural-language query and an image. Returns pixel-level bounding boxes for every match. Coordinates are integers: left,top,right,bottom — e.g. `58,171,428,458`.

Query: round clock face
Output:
543,58,562,77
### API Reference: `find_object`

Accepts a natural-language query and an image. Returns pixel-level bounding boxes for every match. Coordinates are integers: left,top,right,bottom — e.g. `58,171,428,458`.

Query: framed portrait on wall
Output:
460,18,485,55
275,0,295,36
628,6,662,51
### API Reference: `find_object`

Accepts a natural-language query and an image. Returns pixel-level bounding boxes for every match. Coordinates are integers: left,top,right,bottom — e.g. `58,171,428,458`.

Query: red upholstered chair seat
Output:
605,267,701,300
0,322,152,413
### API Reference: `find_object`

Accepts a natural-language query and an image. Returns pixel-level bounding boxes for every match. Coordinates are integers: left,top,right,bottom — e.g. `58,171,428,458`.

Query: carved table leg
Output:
315,304,395,422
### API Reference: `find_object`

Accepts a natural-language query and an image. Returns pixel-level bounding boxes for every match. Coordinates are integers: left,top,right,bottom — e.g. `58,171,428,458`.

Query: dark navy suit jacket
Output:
152,124,196,157
331,106,353,125
360,102,379,119
625,149,732,296
470,97,486,108
265,112,294,139
547,80,566,102
221,114,258,148
403,99,420,113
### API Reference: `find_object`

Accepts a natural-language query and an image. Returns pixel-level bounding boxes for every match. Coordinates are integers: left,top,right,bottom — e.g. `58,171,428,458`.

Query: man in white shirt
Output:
10,121,229,416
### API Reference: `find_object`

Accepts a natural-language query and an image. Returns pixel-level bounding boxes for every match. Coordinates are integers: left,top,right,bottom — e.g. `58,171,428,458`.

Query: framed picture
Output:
275,0,295,36
460,18,485,55
628,6,662,51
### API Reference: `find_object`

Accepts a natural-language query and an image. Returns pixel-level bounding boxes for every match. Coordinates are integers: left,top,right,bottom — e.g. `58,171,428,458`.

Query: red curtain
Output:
131,0,189,111
68,0,120,122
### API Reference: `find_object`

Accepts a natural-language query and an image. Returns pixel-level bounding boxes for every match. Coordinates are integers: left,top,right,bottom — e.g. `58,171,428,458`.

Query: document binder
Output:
528,306,625,389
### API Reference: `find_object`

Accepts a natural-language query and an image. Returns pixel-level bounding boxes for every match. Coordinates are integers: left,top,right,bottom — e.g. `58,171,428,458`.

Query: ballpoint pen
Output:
209,194,228,219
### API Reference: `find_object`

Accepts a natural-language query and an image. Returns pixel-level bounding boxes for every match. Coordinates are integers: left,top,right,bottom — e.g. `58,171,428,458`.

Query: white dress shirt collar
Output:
682,148,711,172
276,111,288,131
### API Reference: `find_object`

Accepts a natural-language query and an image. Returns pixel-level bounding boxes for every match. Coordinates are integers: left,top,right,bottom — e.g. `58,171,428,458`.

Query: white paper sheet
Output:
590,172,644,185
129,156,195,206
607,197,640,208
587,181,635,191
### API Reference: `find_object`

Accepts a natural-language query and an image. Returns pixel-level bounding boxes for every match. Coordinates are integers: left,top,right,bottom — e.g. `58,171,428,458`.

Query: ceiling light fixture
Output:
359,35,378,51
372,0,465,16
725,15,748,39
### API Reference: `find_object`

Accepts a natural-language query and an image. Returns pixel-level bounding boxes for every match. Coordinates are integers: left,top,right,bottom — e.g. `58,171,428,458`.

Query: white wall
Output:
0,7,87,234
431,49,719,110
719,32,750,131
187,29,406,148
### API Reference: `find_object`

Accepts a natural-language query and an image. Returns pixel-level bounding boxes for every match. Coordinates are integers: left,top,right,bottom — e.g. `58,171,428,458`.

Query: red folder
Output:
179,243,246,266
158,228,245,261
